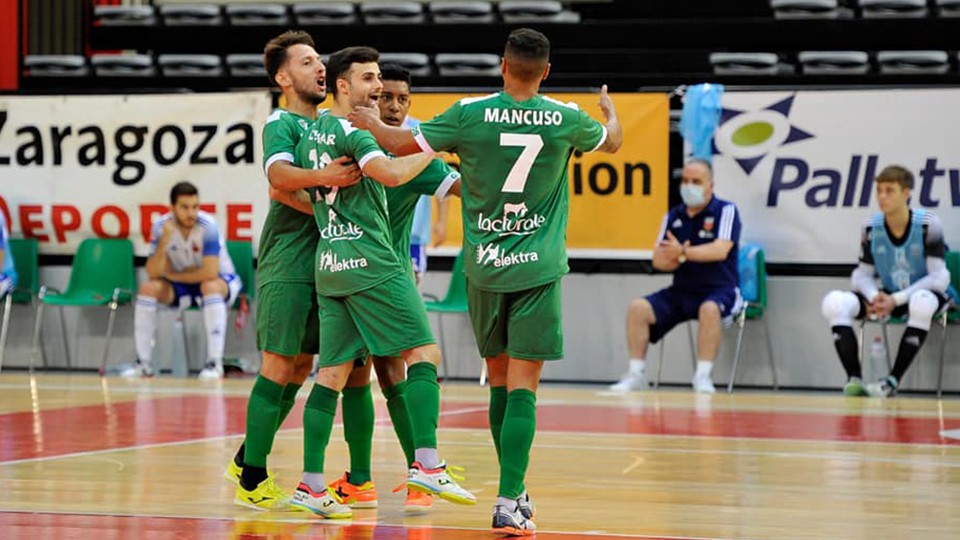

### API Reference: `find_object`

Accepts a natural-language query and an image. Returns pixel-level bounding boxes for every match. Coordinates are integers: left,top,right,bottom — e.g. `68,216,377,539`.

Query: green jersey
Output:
385,159,460,275
413,92,607,292
295,114,403,297
257,108,319,286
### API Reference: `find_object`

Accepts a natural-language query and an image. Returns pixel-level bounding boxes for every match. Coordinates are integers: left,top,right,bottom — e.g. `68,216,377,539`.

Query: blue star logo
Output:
713,95,814,174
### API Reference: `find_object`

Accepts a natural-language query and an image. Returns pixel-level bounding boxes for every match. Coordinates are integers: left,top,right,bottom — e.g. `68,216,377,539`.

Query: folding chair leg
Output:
881,323,892,372
686,322,697,370
937,312,948,398
180,312,191,373
763,317,778,390
30,301,45,372
58,306,72,369
101,300,120,375
728,311,747,394
655,338,665,389
0,294,12,374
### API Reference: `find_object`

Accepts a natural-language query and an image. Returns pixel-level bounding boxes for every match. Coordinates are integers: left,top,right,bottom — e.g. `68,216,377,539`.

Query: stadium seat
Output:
936,250,960,397
423,251,468,382
798,50,870,74
361,2,426,24
93,5,157,26
158,54,224,77
499,1,580,23
226,54,267,78
859,0,928,18
709,52,784,75
159,4,223,26
877,50,949,74
655,244,778,392
936,0,960,17
429,1,496,23
0,238,39,373
178,241,255,370
293,3,357,24
225,4,289,26
30,239,135,374
379,52,432,76
23,55,89,77
435,53,500,76
770,0,848,19
91,54,156,77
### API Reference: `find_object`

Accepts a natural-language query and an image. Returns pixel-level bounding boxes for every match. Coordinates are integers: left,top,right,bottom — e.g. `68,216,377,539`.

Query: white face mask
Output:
680,183,706,207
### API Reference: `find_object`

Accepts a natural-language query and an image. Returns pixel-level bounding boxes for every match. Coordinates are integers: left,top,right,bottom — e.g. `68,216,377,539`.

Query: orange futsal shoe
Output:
328,472,378,508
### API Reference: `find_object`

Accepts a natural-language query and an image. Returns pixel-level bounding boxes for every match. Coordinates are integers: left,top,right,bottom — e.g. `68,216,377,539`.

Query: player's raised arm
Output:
268,156,361,190
347,105,422,156
361,153,434,187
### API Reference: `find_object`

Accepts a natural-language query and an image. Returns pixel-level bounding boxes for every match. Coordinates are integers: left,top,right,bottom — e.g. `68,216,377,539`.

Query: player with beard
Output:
288,46,474,518
230,30,362,512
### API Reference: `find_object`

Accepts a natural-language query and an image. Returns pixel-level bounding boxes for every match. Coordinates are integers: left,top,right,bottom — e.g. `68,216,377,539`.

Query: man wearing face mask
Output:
610,158,742,394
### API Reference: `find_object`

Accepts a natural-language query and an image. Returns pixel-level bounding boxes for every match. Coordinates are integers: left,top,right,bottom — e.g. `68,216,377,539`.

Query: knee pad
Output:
821,290,858,327
907,289,939,331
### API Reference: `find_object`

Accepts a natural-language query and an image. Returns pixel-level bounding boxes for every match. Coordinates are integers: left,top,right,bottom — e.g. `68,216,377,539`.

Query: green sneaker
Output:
843,378,868,396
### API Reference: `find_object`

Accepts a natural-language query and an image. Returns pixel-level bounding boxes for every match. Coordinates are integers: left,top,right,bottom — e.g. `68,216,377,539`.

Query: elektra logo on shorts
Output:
476,243,539,268
477,201,546,237
318,250,368,273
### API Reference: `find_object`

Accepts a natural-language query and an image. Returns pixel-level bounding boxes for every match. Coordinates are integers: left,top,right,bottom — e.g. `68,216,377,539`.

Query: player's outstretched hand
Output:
320,156,362,187
347,105,381,131
598,84,616,120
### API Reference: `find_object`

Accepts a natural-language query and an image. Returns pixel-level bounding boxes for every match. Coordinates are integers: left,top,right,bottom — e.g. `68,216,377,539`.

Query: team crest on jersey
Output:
192,242,200,253
298,119,309,131
704,217,715,231
672,218,682,228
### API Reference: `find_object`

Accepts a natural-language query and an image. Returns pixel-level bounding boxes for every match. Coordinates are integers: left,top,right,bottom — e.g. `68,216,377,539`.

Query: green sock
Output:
303,384,340,474
277,382,302,429
499,389,536,499
342,384,374,484
243,375,284,468
406,362,440,449
383,380,416,467
489,386,508,461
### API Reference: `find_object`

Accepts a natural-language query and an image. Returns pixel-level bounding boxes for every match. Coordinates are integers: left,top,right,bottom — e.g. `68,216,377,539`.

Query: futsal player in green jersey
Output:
289,46,475,518
348,28,622,535
229,31,362,512
328,62,463,514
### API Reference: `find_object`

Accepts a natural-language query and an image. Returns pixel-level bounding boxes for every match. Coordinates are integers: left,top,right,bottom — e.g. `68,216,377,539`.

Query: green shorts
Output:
317,272,436,367
256,281,320,356
467,278,564,361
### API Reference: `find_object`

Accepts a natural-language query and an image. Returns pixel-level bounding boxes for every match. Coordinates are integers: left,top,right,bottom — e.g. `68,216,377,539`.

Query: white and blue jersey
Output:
863,209,942,292
0,212,16,296
406,115,432,274
149,211,240,307
659,195,741,292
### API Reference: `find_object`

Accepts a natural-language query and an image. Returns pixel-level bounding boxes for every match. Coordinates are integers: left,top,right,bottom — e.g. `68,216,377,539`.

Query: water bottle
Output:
869,335,887,375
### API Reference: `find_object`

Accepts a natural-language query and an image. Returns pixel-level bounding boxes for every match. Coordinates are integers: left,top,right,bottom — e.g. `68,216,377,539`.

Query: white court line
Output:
0,507,734,540
0,405,489,467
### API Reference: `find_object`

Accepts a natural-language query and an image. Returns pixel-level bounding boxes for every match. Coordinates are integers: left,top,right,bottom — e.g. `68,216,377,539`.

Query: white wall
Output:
3,267,955,393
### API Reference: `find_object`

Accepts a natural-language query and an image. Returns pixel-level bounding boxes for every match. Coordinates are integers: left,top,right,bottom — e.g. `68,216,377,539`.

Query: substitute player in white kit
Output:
122,181,241,379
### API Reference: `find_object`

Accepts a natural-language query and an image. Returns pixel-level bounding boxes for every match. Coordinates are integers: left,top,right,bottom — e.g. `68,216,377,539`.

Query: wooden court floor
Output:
1,374,960,539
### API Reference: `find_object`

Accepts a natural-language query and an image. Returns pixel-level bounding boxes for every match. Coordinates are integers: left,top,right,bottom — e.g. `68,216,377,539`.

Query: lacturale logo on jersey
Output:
712,94,813,175
319,210,364,242
477,201,546,237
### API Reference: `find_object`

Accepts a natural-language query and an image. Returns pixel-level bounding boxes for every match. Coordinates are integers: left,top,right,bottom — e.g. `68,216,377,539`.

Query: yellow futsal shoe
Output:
406,461,476,505
234,476,294,511
223,459,276,486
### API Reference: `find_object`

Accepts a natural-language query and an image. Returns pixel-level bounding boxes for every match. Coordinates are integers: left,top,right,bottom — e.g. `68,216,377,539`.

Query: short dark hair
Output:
263,30,315,88
379,62,411,87
504,28,550,82
685,158,714,179
876,165,914,190
170,181,198,205
326,46,380,96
